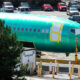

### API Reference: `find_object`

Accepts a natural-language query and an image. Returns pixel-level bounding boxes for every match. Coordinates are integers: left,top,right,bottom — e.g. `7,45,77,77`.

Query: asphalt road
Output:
2,9,80,80
30,10,69,19
29,10,80,80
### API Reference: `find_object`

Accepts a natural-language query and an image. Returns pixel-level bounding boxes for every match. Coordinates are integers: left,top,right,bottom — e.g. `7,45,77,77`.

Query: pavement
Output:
29,10,80,80
11,8,80,80
30,10,69,19
25,73,80,80
35,52,80,80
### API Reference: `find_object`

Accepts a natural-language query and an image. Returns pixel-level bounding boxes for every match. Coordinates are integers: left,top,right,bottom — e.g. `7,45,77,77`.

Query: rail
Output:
36,58,80,65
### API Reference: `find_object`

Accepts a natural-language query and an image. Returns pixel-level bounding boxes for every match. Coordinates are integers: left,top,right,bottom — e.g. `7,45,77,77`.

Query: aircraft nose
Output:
75,29,80,51
75,29,80,41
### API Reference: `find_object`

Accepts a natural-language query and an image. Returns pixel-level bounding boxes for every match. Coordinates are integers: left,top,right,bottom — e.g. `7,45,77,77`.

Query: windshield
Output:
70,29,75,34
21,2,29,6
60,4,66,6
74,16,80,20
20,8,29,11
72,2,78,5
44,4,51,6
70,8,77,11
4,3,12,6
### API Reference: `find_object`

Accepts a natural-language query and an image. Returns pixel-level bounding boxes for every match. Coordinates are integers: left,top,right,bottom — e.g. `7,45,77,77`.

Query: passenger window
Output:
9,27,11,30
22,28,24,31
42,29,44,33
18,28,20,31
13,27,16,31
26,28,28,32
70,29,75,34
38,29,40,32
46,29,49,33
34,29,36,32
30,28,32,32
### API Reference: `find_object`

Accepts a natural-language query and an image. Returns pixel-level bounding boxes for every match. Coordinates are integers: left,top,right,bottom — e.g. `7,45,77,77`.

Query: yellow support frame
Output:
50,23,64,43
36,58,80,65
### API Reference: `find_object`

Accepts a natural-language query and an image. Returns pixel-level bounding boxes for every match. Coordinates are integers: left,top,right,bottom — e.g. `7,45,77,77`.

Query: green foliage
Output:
14,64,28,77
21,77,26,80
0,20,23,80
14,64,28,80
19,64,28,76
14,77,26,80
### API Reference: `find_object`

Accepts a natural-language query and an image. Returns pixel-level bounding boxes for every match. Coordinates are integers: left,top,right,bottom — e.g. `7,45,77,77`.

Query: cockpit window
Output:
70,29,75,34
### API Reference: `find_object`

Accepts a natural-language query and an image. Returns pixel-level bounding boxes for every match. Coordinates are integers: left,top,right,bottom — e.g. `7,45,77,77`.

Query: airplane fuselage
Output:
0,13,80,53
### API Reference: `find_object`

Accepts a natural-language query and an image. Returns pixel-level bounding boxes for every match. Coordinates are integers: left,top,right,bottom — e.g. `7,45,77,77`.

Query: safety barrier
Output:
36,58,80,80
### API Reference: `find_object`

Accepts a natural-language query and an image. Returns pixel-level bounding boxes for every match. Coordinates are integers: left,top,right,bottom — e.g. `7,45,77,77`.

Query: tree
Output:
0,20,23,80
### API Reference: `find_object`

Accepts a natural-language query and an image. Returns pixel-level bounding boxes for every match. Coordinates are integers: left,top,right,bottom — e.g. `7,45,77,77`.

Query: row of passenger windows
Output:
9,26,76,34
12,27,49,33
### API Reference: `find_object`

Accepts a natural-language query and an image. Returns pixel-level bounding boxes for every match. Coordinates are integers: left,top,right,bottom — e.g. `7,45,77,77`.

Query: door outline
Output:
75,28,80,35
50,23,64,43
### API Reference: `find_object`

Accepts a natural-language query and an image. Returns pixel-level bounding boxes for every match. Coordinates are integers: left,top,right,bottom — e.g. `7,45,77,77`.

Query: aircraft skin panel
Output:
0,13,80,53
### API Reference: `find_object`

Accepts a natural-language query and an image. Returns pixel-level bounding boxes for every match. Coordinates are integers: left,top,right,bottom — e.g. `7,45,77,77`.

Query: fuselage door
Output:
75,29,80,35
50,23,63,43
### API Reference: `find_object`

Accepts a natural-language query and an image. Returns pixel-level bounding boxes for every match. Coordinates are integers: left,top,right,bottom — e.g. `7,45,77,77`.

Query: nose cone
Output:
74,23,80,52
67,21,80,52
75,31,80,52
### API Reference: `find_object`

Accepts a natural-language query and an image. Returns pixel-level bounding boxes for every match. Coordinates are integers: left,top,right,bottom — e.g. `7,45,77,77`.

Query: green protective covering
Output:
0,13,80,53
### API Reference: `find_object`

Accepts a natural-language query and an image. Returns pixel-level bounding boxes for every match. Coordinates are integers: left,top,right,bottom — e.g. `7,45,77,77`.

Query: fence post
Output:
69,61,71,75
69,61,72,80
49,63,50,74
49,62,52,74
78,67,80,78
40,67,42,76
70,68,72,80
37,65,40,77
57,63,59,73
52,65,54,78
30,64,32,75
72,64,74,75
54,60,57,74
32,62,34,73
40,61,42,68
